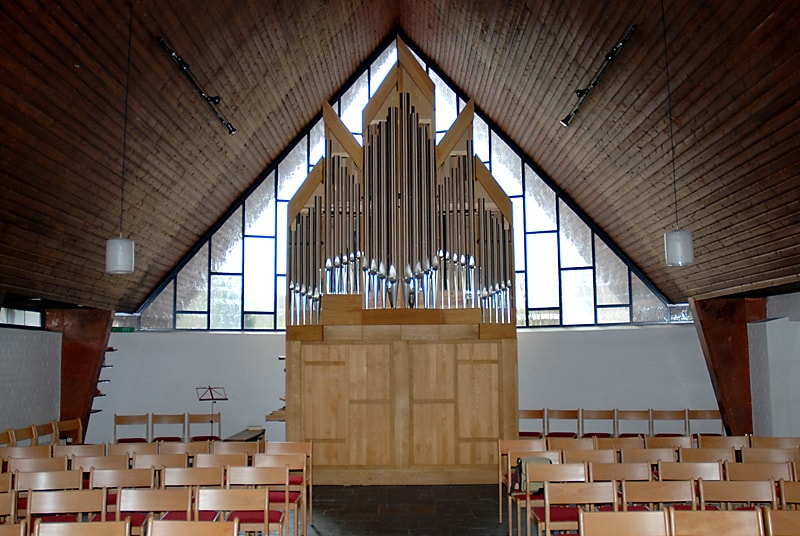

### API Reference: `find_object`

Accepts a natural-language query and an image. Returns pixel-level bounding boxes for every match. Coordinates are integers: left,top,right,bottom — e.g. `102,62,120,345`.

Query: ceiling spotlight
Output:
560,113,575,128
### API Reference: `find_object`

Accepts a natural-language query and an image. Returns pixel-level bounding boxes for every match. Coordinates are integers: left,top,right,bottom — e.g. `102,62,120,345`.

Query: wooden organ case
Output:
285,40,518,485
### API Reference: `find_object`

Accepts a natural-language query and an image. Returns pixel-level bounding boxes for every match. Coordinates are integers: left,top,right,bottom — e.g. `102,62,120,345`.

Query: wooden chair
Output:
187,414,222,442
589,462,652,482
699,478,777,511
156,441,209,461
751,437,800,449
113,415,149,444
506,449,562,535
116,488,192,535
697,434,749,450
645,435,694,449
88,467,155,517
668,506,765,536
13,470,83,523
547,437,594,452
562,449,616,464
33,423,57,447
0,488,15,523
0,523,25,536
0,430,14,448
678,447,736,463
72,454,130,472
264,441,313,525
615,409,651,438
33,520,130,536
161,466,224,521
780,480,800,510
515,462,587,536
622,480,697,511
131,453,188,470
741,447,799,464
253,453,307,536
146,519,239,536
150,414,186,443
530,480,617,536
8,456,68,473
0,445,52,460
200,466,288,535
579,509,669,536
650,409,688,437
498,438,547,521
658,461,723,482
545,409,580,438
210,440,260,459
620,447,677,465
193,453,247,469
53,419,83,446
764,507,800,536
26,489,106,528
10,426,36,447
105,441,158,463
725,461,795,482
595,435,644,453
686,410,724,439
519,409,546,438
580,409,615,438
53,444,105,459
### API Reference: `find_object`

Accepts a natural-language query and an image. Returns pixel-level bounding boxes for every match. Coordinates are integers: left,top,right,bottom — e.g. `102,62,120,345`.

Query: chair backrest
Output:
589,462,652,482
678,447,736,463
562,449,616,464
0,445,51,460
658,461,723,481
253,452,305,471
698,478,777,511
580,409,616,438
53,443,105,458
106,441,158,459
645,435,694,449
615,409,651,437
545,409,580,438
116,488,192,521
156,441,209,457
542,481,617,535
579,510,669,536
750,437,800,449
131,453,188,470
161,466,225,489
764,507,800,536
210,441,261,457
725,461,794,482
8,456,68,473
146,519,239,536
193,453,248,468
780,480,800,510
697,434,749,450
686,410,724,437
622,480,697,511
620,447,677,465
226,465,290,489
525,461,587,495
0,523,25,536
150,414,186,443
34,520,130,536
113,414,149,444
195,487,266,514
10,426,36,447
33,423,56,447
26,489,106,526
0,430,13,448
88,468,155,491
73,454,130,472
518,409,546,438
650,409,689,437
547,437,594,451
14,470,82,491
0,489,14,520
668,507,765,536
53,419,84,445
595,436,644,452
740,447,799,464
187,414,222,441
0,472,12,493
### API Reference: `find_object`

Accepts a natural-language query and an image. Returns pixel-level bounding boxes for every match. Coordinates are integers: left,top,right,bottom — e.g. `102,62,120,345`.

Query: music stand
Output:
196,386,228,439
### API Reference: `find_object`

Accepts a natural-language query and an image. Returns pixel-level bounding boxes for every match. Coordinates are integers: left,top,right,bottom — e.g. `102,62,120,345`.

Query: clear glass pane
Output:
211,207,243,274
528,309,560,326
210,275,242,329
458,97,467,113
276,201,288,275
341,71,368,135
176,313,207,330
430,69,456,133
276,275,287,329
244,313,274,330
669,304,693,322
309,120,325,167
595,237,629,305
526,232,559,308
245,172,276,237
512,197,525,271
277,141,309,201
473,115,489,162
490,132,522,196
140,281,174,330
632,275,669,322
244,237,275,312
435,131,446,144
598,306,630,324
515,273,526,326
559,201,592,268
525,165,557,232
561,269,595,325
370,41,397,96
176,243,208,311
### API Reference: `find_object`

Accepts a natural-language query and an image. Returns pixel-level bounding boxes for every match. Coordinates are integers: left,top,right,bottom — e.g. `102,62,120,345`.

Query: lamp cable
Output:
661,0,679,230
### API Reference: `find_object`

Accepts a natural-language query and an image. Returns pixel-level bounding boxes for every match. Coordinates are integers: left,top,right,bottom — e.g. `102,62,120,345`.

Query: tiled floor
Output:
308,484,511,536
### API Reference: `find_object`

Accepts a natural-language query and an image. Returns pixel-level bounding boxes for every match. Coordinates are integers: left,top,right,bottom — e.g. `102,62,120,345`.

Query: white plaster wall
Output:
86,331,286,444
0,327,61,432
764,317,800,436
748,321,772,436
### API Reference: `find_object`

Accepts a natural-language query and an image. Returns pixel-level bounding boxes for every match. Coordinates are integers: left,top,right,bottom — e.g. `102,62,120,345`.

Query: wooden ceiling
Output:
1,0,798,314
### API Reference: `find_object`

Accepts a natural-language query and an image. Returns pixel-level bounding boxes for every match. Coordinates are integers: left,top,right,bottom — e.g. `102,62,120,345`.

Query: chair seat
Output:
546,432,577,438
531,505,579,523
230,509,284,524
152,436,182,442
582,433,613,438
269,490,302,504
116,437,148,444
519,431,542,438
191,435,221,442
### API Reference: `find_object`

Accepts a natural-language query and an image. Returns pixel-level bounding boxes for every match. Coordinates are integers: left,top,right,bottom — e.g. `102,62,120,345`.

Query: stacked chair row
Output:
0,420,84,448
0,441,311,536
519,408,730,439
499,437,800,536
112,413,224,444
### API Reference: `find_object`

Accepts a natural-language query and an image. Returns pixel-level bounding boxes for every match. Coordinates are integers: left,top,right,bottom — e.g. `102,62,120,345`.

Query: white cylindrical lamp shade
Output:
664,229,694,266
106,237,135,274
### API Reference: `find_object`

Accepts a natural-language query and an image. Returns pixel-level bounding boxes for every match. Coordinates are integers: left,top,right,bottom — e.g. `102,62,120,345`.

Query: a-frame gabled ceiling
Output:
1,0,799,314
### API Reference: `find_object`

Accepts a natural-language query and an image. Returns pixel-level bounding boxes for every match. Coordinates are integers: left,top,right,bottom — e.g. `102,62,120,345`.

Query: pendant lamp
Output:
106,4,135,274
660,0,694,267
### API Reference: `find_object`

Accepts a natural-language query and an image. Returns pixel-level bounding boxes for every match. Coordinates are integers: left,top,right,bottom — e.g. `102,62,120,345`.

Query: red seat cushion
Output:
229,510,284,524
269,490,302,504
152,436,182,442
531,505,579,523
116,437,148,443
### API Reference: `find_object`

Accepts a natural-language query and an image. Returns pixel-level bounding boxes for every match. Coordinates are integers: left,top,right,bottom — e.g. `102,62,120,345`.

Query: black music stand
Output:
196,386,228,439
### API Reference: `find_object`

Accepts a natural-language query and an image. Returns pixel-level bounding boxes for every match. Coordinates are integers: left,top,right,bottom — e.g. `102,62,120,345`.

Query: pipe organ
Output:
285,40,518,485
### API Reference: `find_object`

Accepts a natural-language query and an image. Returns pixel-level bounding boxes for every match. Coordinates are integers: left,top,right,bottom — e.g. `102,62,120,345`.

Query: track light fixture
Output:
160,38,237,135
559,25,636,127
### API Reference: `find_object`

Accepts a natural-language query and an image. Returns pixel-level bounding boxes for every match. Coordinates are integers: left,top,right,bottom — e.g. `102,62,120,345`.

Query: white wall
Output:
0,327,61,432
86,323,714,442
86,332,286,444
